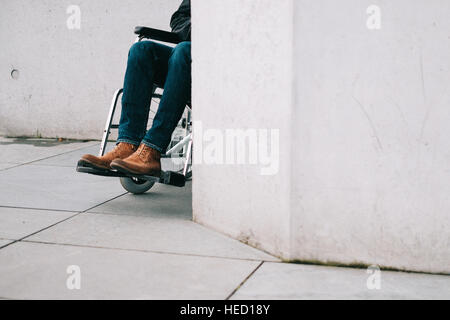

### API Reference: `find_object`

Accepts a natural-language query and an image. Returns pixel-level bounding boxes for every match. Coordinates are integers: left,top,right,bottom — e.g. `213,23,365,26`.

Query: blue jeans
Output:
117,40,191,153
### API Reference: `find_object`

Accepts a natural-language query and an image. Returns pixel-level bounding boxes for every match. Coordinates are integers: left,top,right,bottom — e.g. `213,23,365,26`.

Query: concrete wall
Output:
0,0,180,139
291,0,450,273
193,0,450,273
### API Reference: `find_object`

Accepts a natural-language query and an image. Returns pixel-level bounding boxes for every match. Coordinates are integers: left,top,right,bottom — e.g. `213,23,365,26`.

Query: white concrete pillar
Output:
192,0,294,258
290,0,450,273
192,0,450,274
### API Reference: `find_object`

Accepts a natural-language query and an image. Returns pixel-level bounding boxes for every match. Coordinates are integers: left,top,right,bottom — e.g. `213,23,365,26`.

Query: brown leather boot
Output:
110,144,161,177
78,142,138,170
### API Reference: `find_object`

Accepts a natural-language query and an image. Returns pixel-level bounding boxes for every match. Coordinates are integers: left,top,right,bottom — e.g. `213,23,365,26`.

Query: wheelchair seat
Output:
134,26,182,44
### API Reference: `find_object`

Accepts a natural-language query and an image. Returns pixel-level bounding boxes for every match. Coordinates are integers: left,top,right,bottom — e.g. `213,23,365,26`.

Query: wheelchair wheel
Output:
120,177,155,194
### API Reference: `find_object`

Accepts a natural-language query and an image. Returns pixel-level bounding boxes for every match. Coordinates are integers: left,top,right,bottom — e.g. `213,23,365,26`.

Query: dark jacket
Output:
170,0,191,41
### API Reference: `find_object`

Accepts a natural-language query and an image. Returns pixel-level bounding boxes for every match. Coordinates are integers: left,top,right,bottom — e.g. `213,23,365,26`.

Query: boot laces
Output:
138,145,150,159
110,143,133,158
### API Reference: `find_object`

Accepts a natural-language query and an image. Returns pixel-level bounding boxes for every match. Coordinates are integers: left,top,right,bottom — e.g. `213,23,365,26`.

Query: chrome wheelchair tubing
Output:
183,139,193,176
99,88,123,156
165,133,192,156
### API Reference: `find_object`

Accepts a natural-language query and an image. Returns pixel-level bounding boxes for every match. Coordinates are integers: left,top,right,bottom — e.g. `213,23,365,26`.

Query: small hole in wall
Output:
11,69,20,80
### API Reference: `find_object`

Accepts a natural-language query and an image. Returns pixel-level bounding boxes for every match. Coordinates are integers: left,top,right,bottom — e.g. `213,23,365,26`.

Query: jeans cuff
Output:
116,138,141,146
141,140,164,153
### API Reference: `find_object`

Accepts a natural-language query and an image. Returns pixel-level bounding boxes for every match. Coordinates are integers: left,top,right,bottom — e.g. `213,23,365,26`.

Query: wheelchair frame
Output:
99,89,193,178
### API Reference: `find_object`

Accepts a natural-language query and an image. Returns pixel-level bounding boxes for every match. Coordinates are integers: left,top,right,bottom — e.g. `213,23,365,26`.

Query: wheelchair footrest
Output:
77,163,186,187
76,163,127,178
160,171,186,187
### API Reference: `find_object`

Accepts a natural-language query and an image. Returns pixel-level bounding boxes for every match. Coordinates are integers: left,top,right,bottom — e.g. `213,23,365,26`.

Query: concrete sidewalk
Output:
0,137,448,299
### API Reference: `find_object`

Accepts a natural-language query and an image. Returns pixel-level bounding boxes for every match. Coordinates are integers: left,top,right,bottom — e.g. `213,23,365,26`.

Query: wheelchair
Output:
77,26,192,194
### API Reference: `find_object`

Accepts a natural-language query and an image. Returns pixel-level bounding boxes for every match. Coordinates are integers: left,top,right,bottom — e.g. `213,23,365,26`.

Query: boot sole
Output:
77,159,111,172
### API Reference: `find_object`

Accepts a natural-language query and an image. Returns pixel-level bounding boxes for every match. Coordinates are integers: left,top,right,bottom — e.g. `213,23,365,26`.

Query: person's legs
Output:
117,40,173,146
111,41,191,176
78,40,172,171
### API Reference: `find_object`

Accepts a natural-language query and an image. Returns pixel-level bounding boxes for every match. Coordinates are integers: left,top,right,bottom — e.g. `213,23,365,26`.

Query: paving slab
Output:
231,262,450,300
0,207,75,240
0,164,126,212
34,144,110,167
0,163,19,171
0,137,97,164
0,241,260,300
27,212,278,261
88,182,192,220
0,240,13,248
